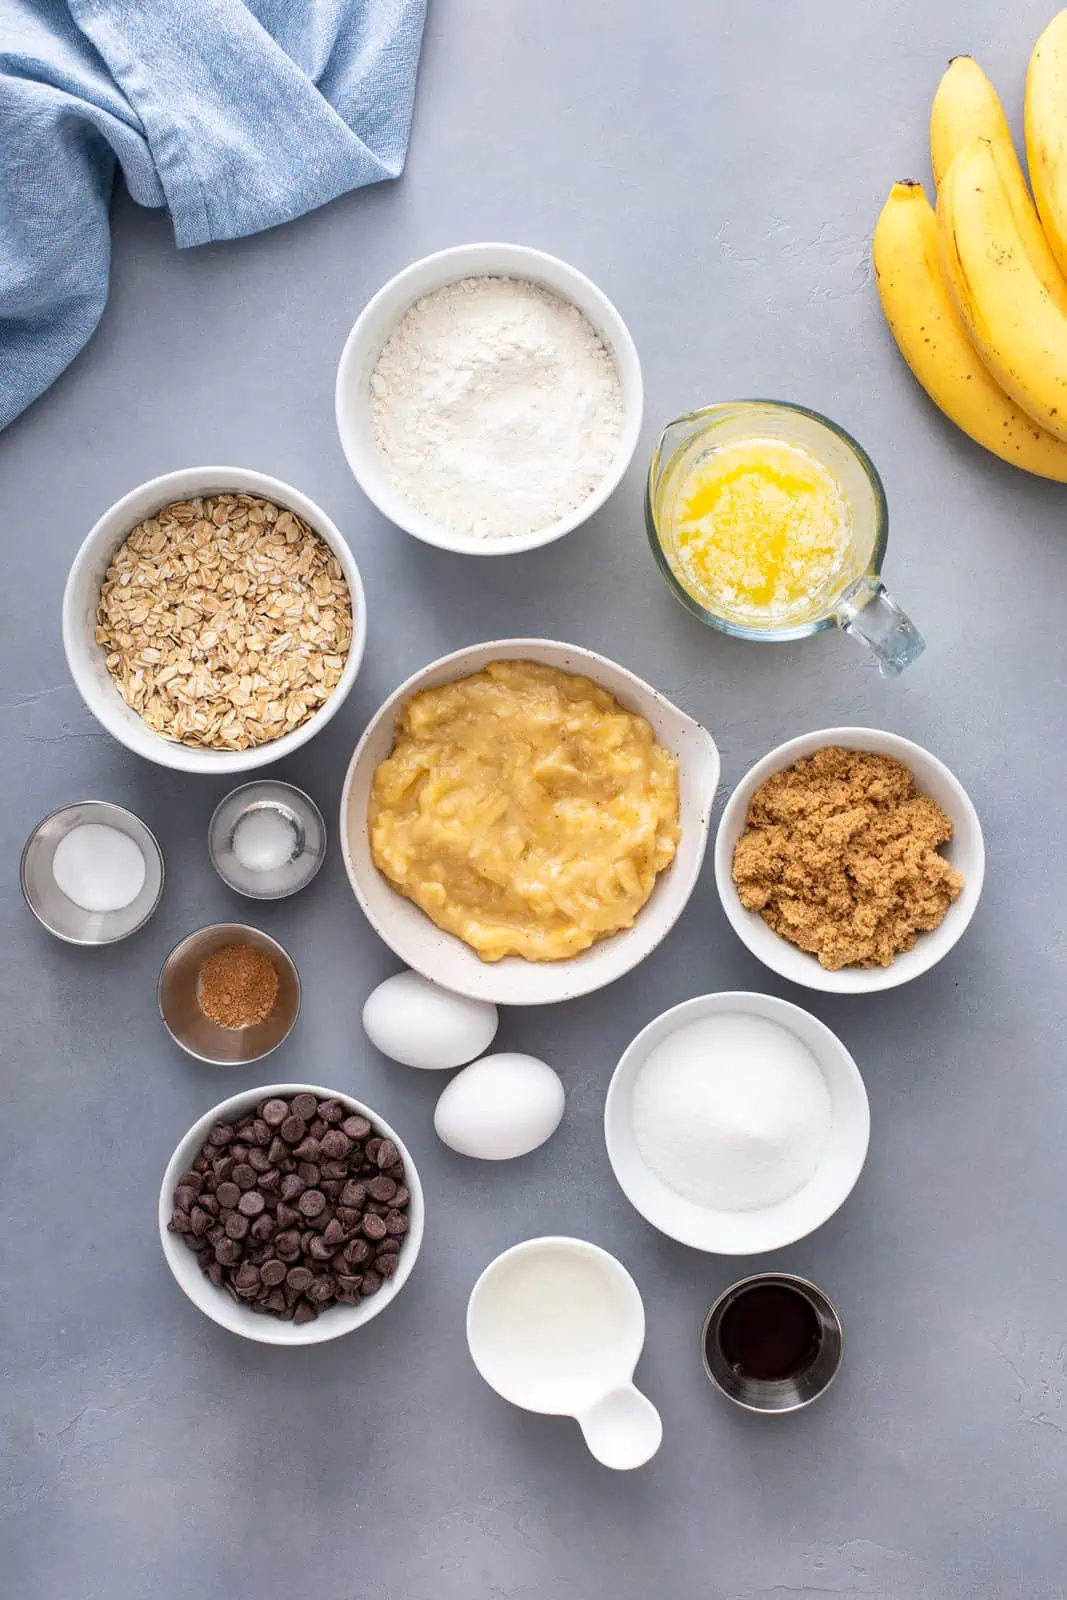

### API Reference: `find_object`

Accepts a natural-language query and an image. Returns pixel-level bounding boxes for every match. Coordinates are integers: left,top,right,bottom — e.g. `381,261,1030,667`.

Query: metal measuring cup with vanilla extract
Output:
646,400,925,675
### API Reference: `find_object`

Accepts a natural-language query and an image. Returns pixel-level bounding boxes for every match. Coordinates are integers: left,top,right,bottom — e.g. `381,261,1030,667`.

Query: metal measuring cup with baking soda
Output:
646,400,924,675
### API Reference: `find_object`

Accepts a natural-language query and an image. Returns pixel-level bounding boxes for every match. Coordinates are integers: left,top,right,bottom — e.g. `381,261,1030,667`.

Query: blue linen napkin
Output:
0,0,426,431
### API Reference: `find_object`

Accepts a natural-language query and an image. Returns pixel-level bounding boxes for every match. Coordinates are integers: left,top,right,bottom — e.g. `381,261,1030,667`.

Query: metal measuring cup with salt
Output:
208,781,326,900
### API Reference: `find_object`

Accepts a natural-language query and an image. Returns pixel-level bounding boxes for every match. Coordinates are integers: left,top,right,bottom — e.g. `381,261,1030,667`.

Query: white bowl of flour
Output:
604,992,870,1254
335,244,643,554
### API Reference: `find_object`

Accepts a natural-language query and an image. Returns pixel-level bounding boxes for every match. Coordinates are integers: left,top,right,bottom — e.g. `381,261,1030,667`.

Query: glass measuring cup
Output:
646,400,924,676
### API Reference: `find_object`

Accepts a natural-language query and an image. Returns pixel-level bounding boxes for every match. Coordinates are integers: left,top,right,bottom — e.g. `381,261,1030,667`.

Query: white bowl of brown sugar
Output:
714,728,985,994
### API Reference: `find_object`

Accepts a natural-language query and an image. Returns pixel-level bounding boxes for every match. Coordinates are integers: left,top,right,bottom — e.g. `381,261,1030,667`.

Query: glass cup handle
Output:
837,577,925,677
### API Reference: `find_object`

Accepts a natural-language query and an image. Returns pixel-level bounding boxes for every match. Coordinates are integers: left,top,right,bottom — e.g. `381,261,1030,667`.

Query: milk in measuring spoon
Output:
663,437,852,626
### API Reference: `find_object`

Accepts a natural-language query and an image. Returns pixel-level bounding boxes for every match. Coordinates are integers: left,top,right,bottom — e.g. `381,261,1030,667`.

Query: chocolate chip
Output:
215,1238,242,1265
385,1210,410,1237
361,1270,383,1296
392,1185,410,1209
232,1164,257,1191
309,1236,335,1261
267,1135,288,1164
308,1118,327,1139
250,1213,276,1242
259,1169,280,1193
342,1115,372,1141
275,1230,301,1261
321,1180,343,1201
376,1250,399,1279
293,1137,321,1162
261,1259,287,1287
208,1122,234,1147
375,1139,398,1170
306,1275,335,1305
280,1174,305,1201
318,1100,344,1124
249,1119,272,1147
335,1276,362,1304
321,1160,349,1181
297,1162,321,1186
291,1093,318,1122
365,1137,382,1163
216,1181,240,1210
169,1209,192,1234
293,1301,318,1324
207,1261,224,1286
174,1185,198,1213
178,1170,203,1191
275,1202,301,1229
361,1213,387,1241
367,1176,397,1203
298,1189,326,1219
224,1212,250,1240
199,1193,220,1217
247,1148,272,1173
238,1191,265,1218
340,1181,366,1209
261,1098,290,1126
190,1206,211,1236
280,1115,306,1144
344,1238,371,1267
320,1129,351,1160
322,1218,345,1248
286,1266,314,1292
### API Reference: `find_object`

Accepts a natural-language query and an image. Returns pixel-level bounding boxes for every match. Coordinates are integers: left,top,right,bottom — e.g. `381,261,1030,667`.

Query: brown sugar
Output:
731,746,964,970
197,942,279,1028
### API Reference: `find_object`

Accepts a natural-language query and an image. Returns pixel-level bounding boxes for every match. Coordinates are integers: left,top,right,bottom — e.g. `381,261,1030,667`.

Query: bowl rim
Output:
603,990,871,1254
61,465,367,774
156,921,302,1066
334,241,644,556
158,1081,425,1345
20,799,165,946
337,637,719,1005
713,726,986,995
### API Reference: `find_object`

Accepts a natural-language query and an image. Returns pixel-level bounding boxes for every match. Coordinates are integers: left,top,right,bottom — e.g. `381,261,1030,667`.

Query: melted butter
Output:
665,437,852,625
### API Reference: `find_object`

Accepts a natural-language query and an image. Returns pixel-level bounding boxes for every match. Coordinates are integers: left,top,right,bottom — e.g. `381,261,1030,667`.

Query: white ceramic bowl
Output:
159,1083,424,1345
335,243,643,555
62,467,367,774
339,639,720,1006
714,727,985,994
604,992,870,1254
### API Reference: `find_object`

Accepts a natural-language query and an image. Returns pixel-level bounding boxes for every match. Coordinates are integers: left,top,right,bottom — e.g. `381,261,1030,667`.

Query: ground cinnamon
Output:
732,746,964,970
197,942,279,1028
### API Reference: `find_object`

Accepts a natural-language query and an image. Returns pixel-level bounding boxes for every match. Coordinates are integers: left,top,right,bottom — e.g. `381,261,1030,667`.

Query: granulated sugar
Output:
630,1013,832,1212
370,276,624,539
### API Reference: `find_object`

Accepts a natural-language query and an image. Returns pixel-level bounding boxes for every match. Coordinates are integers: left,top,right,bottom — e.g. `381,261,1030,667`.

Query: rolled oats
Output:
95,494,353,750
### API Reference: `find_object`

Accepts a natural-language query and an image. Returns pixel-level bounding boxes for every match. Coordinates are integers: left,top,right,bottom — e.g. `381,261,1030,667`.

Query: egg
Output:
363,971,498,1069
434,1053,565,1160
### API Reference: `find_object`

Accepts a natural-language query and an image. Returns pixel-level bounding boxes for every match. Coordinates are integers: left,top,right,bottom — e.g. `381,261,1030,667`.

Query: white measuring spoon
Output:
466,1236,663,1470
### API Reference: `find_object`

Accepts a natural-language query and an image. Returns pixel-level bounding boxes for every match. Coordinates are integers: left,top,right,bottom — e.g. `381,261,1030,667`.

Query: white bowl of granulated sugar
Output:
335,243,643,555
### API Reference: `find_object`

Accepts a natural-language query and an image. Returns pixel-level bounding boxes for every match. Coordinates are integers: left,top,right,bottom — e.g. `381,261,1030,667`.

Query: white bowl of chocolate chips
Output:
160,1084,424,1345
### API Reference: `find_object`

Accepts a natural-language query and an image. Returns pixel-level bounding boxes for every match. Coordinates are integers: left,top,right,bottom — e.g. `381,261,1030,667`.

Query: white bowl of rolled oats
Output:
63,467,365,773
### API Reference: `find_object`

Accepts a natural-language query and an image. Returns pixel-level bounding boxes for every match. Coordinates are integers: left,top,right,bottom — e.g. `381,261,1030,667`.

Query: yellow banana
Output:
1026,9,1067,281
873,180,1067,479
930,54,1067,315
938,137,1067,442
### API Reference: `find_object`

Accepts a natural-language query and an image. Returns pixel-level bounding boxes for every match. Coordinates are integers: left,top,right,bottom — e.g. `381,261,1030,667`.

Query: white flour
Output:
631,1013,833,1212
370,276,624,539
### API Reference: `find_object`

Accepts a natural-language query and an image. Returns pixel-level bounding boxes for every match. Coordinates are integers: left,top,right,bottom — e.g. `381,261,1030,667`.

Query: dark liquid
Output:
714,1284,822,1382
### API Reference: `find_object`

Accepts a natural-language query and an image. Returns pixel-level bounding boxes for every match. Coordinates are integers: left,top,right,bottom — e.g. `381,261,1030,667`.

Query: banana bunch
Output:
873,14,1067,480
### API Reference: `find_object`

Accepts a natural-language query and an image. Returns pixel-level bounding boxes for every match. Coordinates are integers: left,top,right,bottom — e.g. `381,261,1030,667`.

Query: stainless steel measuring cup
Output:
646,400,925,676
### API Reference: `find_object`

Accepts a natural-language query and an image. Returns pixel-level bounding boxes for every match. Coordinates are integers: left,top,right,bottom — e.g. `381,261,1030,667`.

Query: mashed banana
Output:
369,660,681,962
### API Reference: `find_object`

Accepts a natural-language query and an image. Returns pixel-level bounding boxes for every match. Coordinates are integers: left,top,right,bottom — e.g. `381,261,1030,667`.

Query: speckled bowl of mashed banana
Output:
339,641,720,1005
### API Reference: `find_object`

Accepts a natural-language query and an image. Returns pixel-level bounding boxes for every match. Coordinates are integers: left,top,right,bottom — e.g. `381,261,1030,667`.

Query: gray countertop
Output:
3,3,1065,1596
